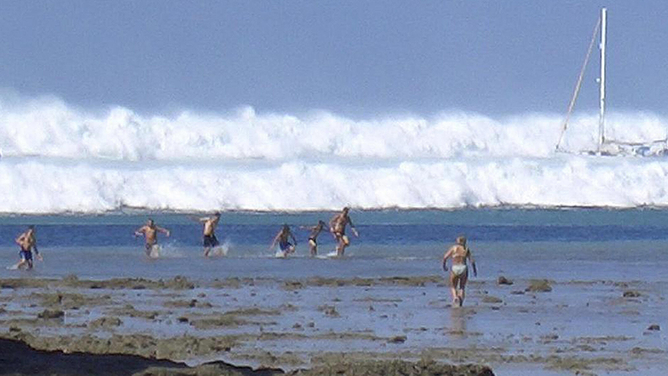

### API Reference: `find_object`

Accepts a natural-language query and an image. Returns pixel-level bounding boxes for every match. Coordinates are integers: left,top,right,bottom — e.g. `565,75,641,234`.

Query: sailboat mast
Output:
598,7,607,151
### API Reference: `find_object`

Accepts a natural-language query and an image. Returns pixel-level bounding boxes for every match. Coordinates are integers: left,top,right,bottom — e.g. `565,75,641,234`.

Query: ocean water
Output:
1,209,667,283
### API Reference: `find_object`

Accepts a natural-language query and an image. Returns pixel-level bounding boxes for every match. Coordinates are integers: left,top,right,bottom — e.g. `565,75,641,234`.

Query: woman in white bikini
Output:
442,236,477,307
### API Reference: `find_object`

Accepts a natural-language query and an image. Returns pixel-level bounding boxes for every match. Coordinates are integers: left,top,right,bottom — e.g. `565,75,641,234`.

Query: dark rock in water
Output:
623,290,641,298
482,296,503,304
647,324,660,331
88,317,122,330
317,305,340,318
387,335,407,344
298,359,495,376
161,275,195,290
38,309,64,320
0,338,495,376
497,276,513,285
61,274,79,285
525,280,552,293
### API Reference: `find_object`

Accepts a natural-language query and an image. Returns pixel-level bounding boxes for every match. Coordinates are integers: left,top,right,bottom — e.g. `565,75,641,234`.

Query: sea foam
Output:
1,96,668,213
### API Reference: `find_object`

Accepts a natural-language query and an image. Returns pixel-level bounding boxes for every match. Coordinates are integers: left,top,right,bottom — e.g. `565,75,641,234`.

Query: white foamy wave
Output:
1,157,668,213
2,96,668,213
2,96,667,161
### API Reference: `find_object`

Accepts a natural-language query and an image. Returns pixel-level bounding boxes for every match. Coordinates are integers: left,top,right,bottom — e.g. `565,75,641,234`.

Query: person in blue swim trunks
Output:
271,224,297,256
12,225,42,270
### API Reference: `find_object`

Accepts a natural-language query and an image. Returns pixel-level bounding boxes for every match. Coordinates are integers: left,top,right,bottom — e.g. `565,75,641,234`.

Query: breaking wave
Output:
1,96,668,213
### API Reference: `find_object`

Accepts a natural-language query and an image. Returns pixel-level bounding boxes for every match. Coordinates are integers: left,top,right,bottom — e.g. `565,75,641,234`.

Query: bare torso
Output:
203,218,219,236
139,226,158,245
447,244,468,266
309,225,324,239
17,232,35,251
330,214,349,234
277,231,291,243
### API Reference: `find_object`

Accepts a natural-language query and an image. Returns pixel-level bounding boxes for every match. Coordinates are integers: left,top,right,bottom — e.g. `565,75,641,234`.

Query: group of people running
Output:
8,206,478,307
132,207,359,259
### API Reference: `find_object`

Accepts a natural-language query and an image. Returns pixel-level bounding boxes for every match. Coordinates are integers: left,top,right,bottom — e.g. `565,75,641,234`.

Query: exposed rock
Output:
388,335,407,344
317,305,340,318
88,317,122,330
38,309,65,320
0,338,495,376
497,276,513,285
296,359,495,376
189,314,248,329
482,296,503,304
525,280,552,293
164,299,212,309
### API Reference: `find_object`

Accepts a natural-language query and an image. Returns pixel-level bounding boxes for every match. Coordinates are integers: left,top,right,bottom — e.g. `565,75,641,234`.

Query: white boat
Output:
555,8,668,156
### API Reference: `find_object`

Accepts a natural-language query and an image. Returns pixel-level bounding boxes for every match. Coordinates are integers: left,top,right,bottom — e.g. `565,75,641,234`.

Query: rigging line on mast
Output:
555,16,602,151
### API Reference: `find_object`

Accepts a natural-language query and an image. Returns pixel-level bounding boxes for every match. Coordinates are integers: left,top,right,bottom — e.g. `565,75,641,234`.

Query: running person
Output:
198,212,221,257
442,236,477,307
271,224,297,256
12,226,42,270
329,207,359,256
301,220,326,256
134,219,170,257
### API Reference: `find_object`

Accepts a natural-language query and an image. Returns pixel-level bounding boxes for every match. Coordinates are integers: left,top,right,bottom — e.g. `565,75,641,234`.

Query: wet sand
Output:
1,275,666,375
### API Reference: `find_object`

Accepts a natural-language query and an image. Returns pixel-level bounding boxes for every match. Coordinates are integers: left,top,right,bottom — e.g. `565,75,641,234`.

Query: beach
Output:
0,273,665,375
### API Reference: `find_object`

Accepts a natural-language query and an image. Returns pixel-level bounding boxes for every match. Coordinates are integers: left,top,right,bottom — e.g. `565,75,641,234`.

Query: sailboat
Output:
555,8,668,156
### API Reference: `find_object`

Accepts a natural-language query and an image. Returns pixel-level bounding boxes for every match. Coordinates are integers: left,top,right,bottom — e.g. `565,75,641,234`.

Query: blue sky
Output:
0,1,666,116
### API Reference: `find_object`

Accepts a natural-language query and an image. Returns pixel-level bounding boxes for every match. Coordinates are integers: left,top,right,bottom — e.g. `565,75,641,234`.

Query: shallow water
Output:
2,208,668,283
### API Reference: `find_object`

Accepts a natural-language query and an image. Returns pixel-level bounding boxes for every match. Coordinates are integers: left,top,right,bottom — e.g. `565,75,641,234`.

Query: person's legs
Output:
203,235,218,257
309,239,317,256
15,259,27,270
334,233,343,255
21,250,33,269
449,273,460,305
203,236,210,256
279,241,294,255
338,235,350,256
458,272,469,306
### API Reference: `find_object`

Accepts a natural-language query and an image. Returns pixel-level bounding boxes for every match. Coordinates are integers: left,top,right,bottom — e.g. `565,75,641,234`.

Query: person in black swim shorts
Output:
301,220,326,256
198,212,222,257
329,207,359,257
